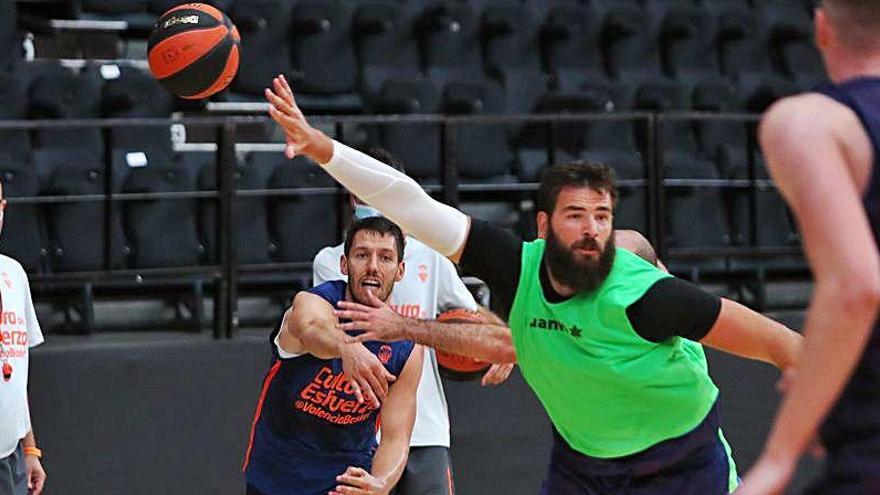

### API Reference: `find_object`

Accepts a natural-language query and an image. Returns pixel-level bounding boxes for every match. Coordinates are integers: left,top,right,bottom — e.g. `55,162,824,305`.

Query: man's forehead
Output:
350,230,398,250
557,186,612,208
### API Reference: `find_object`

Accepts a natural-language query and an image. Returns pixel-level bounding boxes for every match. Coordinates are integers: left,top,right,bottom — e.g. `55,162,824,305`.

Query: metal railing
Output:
0,111,804,336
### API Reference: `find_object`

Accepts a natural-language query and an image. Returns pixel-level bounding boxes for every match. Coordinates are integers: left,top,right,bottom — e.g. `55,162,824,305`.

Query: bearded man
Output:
265,74,804,494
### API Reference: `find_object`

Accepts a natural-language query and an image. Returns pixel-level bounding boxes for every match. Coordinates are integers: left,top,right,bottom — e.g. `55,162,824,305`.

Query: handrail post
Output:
441,120,460,207
102,125,114,271
214,122,237,339
646,113,666,260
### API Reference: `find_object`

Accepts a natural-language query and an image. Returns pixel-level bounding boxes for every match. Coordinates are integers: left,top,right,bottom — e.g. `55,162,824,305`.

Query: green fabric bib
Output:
508,240,719,458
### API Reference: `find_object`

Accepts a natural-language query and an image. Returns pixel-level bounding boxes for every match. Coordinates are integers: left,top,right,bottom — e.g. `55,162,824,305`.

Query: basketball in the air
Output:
435,309,491,381
147,3,240,99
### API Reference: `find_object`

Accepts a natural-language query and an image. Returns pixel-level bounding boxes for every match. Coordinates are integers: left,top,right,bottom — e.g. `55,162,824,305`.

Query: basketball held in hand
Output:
148,3,240,99
435,309,491,381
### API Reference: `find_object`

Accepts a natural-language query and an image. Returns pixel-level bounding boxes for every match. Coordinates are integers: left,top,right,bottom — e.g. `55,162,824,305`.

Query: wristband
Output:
23,447,41,458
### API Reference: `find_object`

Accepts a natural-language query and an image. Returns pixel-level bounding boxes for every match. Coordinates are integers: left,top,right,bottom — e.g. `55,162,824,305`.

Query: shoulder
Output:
0,255,27,279
601,249,670,298
761,93,861,144
305,280,347,306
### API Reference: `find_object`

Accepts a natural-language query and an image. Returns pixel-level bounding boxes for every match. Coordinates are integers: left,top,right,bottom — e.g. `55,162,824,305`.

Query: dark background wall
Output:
29,340,820,494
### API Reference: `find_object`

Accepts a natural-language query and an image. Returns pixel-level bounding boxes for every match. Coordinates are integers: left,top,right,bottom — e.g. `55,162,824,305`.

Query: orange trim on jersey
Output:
242,360,282,472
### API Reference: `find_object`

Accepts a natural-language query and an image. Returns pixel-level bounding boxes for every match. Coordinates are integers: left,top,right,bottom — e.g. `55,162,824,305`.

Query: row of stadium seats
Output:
0,145,800,276
220,0,824,112
0,60,794,181
0,151,341,274
8,0,823,114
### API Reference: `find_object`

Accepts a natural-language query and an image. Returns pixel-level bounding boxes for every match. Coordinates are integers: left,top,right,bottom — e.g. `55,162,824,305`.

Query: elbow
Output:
830,274,880,319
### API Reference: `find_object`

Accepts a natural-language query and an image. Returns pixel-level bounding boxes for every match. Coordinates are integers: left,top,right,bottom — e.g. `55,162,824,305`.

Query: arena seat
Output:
659,4,718,81
0,167,46,273
717,148,803,263
198,152,275,266
0,72,32,163
288,0,362,113
79,0,155,32
122,164,200,269
375,79,443,181
416,2,484,87
0,0,18,72
663,155,730,273
601,4,662,81
269,157,340,263
40,153,128,272
353,1,422,103
538,1,604,92
444,80,514,180
27,65,104,157
101,66,174,156
227,0,295,100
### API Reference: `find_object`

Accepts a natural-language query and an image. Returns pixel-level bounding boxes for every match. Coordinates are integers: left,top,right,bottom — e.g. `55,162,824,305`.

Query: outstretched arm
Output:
335,291,517,364
266,75,472,262
738,95,880,494
281,292,397,406
371,346,424,491
332,346,424,495
700,298,801,371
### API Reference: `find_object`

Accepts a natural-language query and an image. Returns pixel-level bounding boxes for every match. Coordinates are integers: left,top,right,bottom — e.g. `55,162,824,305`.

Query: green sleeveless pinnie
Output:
508,240,729,462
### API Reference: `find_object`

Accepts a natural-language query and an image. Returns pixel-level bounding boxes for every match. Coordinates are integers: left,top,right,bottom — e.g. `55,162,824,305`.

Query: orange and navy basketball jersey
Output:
243,280,415,495
815,78,880,474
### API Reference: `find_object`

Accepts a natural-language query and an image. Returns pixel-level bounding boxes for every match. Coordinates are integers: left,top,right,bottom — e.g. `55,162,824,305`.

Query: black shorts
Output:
391,446,454,495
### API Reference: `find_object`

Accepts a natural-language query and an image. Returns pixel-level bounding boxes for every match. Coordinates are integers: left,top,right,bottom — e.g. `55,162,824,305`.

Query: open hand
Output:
25,453,45,495
329,466,389,495
735,453,796,495
336,290,410,344
264,74,333,162
340,342,396,408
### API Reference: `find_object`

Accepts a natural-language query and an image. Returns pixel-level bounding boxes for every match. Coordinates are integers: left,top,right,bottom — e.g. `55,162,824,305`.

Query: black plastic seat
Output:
228,0,295,98
0,167,46,273
270,157,340,263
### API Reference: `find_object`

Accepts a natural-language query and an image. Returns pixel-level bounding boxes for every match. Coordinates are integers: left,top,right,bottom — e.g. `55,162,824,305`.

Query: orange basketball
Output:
435,309,491,381
147,3,240,99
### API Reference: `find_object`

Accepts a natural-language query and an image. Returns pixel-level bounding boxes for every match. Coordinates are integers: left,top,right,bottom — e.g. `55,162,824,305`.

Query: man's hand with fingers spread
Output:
336,290,411,344
264,74,334,163
329,466,389,495
339,342,396,408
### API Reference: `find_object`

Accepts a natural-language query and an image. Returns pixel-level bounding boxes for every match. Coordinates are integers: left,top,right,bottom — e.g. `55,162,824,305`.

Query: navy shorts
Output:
540,402,736,495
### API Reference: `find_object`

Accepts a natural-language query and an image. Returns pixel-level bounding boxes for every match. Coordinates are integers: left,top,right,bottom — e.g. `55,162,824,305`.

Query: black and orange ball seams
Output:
148,3,240,99
435,309,492,381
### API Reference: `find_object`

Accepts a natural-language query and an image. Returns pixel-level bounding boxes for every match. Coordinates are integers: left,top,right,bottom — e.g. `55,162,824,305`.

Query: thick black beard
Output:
544,226,616,294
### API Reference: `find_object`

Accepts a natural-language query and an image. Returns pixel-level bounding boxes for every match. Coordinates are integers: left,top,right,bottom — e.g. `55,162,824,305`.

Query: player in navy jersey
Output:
244,217,424,495
739,1,880,493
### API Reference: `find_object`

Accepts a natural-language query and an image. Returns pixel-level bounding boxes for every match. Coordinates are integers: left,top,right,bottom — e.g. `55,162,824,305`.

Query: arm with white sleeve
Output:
320,141,470,259
265,75,472,262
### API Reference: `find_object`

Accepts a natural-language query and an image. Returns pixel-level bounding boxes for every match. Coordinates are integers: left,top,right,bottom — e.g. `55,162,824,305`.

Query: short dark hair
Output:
822,0,880,49
344,216,406,261
536,161,618,214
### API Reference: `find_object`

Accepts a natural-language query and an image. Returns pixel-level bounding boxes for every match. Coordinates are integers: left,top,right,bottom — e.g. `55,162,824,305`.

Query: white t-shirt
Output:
0,255,44,458
312,237,477,448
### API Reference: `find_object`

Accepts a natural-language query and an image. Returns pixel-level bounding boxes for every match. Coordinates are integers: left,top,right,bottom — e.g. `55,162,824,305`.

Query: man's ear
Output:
536,211,549,239
340,254,348,276
395,261,405,282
